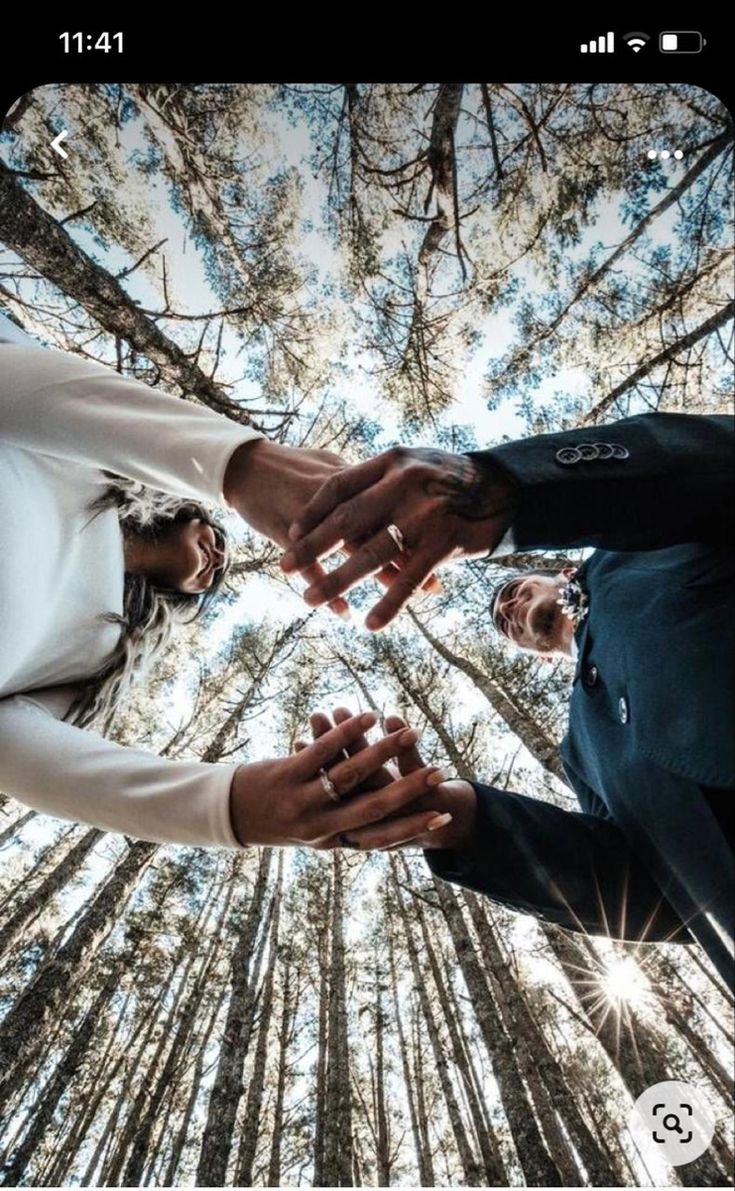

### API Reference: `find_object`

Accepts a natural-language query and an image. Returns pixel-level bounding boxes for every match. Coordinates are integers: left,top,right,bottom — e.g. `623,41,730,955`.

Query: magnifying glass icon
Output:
663,1113,683,1134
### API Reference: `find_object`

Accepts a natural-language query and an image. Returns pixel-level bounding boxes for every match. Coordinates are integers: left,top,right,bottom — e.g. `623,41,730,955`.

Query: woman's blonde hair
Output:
67,478,229,733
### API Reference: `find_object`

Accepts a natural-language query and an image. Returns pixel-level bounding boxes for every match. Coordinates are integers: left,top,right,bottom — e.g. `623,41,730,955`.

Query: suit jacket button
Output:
618,696,629,723
576,443,599,461
556,447,580,465
584,665,598,687
610,444,630,460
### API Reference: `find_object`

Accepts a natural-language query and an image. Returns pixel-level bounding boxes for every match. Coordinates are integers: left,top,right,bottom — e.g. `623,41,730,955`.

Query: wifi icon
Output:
624,31,650,52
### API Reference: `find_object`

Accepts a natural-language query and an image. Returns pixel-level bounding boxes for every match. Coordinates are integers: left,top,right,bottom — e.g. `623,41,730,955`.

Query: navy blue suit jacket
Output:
426,413,734,988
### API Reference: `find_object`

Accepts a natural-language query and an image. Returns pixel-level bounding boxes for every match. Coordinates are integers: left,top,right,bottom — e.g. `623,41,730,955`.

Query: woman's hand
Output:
229,711,453,848
303,709,478,851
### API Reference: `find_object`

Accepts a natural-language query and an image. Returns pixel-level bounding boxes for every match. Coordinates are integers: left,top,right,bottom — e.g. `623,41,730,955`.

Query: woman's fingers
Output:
332,706,397,789
320,726,422,797
309,711,334,740
291,712,378,779
336,809,453,851
328,765,449,833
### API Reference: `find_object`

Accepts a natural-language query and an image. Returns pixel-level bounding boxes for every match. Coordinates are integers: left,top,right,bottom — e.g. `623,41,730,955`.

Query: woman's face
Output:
155,519,228,594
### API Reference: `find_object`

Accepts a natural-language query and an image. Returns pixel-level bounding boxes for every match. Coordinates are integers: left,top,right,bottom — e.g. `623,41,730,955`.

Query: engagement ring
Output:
319,767,341,802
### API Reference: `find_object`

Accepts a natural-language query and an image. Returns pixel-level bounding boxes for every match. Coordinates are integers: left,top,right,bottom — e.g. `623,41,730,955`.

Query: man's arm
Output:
423,780,691,944
473,412,733,553
282,412,733,629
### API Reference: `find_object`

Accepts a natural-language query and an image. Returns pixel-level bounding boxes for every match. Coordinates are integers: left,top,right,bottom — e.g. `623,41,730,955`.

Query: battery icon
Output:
659,31,706,52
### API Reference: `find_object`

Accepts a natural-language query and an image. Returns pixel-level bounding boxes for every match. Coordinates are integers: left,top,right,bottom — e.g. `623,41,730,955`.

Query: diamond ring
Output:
319,767,341,802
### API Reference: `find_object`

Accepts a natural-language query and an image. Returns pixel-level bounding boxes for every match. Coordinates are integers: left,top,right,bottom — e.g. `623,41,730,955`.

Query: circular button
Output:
575,443,599,461
630,1081,716,1167
618,696,629,723
593,442,615,460
610,443,630,460
556,447,580,466
584,665,599,688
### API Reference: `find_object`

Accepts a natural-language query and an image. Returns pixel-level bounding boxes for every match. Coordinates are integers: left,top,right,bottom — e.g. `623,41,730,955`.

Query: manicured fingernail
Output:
334,604,352,621
361,712,377,728
288,523,301,541
365,613,381,631
426,768,450,786
281,552,295,572
428,813,453,830
399,728,420,745
427,577,443,593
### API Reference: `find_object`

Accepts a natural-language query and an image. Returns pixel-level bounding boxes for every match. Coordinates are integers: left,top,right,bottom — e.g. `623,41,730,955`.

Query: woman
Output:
0,315,451,851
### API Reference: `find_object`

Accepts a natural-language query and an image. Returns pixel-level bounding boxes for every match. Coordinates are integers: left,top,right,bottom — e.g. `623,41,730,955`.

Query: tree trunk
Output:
196,847,274,1186
235,853,284,1185
543,927,730,1187
392,875,484,1185
120,873,235,1186
409,608,569,785
388,930,434,1186
467,895,622,1184
431,876,562,1185
266,953,294,1187
0,810,35,851
0,956,125,1184
408,874,507,1183
322,853,354,1186
0,840,155,1115
0,829,103,956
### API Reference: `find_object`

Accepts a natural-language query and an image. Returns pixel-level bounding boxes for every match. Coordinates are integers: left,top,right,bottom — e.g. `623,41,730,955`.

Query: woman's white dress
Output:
0,316,260,847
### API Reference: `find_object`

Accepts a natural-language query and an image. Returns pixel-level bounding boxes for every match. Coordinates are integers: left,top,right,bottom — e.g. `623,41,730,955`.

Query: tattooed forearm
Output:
416,449,519,522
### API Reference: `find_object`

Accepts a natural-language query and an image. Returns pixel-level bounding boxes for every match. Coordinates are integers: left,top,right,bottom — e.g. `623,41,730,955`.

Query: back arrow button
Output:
51,130,69,159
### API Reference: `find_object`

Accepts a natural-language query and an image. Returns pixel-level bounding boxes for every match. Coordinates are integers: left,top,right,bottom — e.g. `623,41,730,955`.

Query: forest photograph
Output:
0,82,733,1187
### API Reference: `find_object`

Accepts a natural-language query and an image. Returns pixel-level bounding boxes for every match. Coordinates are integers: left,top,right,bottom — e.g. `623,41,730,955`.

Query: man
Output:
282,413,734,988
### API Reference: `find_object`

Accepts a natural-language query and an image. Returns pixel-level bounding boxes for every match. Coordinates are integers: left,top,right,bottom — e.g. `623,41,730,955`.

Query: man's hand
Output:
224,440,439,620
301,708,478,851
280,446,518,630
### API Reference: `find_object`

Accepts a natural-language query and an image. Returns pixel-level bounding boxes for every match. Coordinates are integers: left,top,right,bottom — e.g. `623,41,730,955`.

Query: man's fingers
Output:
281,478,397,576
338,809,453,850
286,455,391,544
303,529,402,606
384,715,425,775
298,562,351,621
309,712,334,742
291,712,378,779
364,549,443,631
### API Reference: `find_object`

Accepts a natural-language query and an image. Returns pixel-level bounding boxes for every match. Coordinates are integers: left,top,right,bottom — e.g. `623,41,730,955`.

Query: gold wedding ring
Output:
386,523,406,552
319,767,341,802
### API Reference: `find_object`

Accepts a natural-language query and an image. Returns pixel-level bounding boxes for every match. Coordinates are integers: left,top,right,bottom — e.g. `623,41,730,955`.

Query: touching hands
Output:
229,711,453,849
301,707,478,851
280,446,518,630
224,439,439,621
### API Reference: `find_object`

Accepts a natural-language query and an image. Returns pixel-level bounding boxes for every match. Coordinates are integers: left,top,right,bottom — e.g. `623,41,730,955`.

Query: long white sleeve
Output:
0,689,243,849
0,341,261,503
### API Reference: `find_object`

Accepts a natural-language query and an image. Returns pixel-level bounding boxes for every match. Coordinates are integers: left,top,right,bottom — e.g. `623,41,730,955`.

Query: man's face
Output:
493,573,569,654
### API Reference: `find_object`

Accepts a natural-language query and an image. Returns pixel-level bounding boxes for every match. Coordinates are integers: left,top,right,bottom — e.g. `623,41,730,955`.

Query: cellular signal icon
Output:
580,31,615,53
